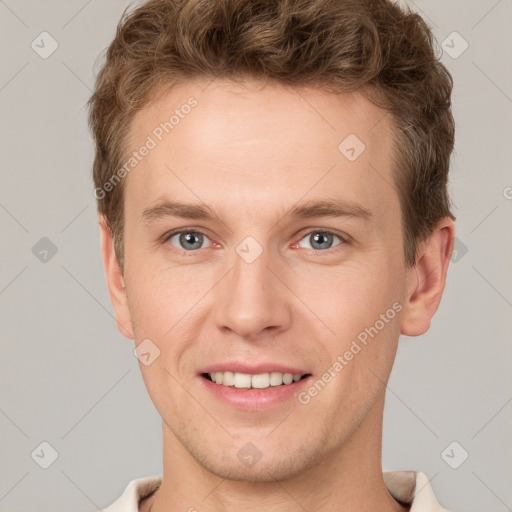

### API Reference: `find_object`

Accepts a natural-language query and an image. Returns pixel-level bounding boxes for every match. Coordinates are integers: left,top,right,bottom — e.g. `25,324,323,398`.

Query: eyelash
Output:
162,228,348,255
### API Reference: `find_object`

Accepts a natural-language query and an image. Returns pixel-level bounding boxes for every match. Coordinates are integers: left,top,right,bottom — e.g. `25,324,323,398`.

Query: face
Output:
110,78,417,481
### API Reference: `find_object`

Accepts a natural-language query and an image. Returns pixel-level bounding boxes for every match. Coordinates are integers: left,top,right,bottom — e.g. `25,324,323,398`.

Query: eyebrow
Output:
140,198,373,224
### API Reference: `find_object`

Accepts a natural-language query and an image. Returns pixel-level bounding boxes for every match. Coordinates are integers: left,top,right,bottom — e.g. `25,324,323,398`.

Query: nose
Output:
212,243,293,341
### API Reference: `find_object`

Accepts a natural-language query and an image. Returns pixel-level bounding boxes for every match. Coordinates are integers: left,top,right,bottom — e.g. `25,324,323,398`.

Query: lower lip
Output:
199,375,312,410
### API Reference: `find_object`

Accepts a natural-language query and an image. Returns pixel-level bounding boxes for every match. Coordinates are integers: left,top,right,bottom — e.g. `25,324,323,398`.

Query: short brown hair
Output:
88,0,455,271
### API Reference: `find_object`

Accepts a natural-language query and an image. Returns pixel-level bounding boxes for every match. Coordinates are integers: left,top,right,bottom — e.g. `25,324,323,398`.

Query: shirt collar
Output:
103,470,450,511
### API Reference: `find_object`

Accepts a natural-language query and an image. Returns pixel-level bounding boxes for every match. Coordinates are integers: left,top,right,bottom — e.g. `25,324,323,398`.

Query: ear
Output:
99,217,135,339
400,217,456,336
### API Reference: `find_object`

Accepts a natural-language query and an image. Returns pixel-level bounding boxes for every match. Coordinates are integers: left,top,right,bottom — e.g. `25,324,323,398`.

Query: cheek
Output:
292,257,401,337
296,256,405,400
125,257,203,335
125,262,210,384
127,280,168,336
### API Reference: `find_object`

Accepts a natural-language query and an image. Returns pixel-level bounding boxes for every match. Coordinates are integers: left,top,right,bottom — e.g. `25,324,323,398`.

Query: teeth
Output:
233,372,251,389
222,371,234,386
282,373,293,385
208,371,304,389
269,372,283,386
251,373,270,389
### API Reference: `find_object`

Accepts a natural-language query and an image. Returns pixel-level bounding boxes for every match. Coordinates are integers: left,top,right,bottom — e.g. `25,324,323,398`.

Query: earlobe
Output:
400,218,455,337
99,217,135,339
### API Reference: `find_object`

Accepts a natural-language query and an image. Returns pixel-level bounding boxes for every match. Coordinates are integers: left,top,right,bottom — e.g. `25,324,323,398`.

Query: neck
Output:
143,395,408,512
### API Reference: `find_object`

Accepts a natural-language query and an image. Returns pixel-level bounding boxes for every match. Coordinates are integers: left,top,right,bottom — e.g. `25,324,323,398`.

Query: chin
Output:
200,453,316,483
182,432,330,483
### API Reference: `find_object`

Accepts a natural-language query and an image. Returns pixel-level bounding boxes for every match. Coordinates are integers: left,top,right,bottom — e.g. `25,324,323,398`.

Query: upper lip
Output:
198,362,309,375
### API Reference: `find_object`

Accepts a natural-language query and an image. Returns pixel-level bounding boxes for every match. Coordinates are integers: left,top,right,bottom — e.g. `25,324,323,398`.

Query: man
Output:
88,0,456,510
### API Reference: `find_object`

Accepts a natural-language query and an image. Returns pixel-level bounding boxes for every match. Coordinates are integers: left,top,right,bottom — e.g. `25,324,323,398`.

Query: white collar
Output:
102,470,451,511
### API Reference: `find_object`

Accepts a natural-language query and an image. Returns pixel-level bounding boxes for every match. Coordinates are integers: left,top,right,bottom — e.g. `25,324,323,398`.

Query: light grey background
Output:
1,1,511,511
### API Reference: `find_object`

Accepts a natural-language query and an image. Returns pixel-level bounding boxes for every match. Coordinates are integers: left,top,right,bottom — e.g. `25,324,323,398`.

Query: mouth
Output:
201,371,311,390
197,363,313,409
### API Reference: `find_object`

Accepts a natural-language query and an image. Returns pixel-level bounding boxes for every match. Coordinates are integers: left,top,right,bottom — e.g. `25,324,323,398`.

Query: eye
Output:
166,230,212,251
296,230,345,251
163,228,346,253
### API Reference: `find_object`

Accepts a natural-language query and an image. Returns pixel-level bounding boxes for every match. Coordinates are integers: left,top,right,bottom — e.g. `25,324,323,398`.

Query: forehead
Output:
131,78,393,159
124,78,398,229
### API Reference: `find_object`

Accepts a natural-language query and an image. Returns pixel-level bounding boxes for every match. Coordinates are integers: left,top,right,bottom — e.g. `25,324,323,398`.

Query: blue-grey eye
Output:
168,231,211,251
298,231,343,251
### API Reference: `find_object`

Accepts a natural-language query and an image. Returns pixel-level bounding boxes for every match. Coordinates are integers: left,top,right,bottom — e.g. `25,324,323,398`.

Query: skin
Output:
99,78,455,512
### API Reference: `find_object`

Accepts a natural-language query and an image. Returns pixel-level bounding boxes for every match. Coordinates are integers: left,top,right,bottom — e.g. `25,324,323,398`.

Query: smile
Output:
203,371,309,389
